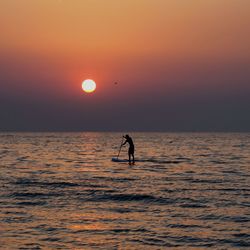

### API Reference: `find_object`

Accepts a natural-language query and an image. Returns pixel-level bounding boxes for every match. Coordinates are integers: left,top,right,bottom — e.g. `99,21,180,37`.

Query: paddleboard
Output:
111,158,129,162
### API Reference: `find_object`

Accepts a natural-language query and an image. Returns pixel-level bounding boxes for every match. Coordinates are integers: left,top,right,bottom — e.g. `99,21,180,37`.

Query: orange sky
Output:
1,1,249,61
0,0,250,131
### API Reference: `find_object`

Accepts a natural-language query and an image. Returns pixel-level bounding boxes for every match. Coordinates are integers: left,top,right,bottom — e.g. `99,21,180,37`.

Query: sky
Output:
0,0,250,131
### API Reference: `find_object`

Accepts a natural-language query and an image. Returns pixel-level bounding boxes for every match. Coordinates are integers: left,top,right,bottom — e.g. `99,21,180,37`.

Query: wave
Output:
14,178,79,188
83,193,169,204
16,201,47,206
11,192,59,198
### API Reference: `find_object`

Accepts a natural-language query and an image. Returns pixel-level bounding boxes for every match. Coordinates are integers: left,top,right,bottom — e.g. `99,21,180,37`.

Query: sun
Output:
82,79,96,93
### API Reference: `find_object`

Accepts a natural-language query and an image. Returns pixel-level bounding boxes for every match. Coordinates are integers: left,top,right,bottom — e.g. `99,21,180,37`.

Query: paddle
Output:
116,137,124,160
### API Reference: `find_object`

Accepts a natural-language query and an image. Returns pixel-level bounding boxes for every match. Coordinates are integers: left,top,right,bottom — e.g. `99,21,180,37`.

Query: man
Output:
122,134,135,164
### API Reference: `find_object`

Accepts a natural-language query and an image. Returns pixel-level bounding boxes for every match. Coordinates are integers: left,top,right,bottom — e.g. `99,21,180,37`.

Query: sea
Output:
0,132,249,249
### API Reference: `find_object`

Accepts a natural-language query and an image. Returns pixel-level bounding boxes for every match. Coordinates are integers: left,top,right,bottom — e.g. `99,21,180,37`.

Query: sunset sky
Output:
0,0,250,131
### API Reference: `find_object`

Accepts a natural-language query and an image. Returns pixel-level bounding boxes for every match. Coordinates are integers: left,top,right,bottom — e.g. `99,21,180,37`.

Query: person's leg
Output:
129,153,131,164
132,153,135,164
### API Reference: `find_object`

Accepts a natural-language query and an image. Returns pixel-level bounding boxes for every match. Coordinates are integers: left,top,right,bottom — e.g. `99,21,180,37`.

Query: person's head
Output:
125,134,129,139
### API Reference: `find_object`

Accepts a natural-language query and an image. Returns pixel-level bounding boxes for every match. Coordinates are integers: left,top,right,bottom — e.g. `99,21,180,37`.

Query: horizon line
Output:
0,130,249,133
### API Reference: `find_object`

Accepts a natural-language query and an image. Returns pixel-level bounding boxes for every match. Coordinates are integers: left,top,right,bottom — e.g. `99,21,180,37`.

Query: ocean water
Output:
0,132,249,249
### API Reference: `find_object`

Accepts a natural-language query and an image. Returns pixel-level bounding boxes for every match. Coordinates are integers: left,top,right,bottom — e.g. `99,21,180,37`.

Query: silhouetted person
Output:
122,134,135,164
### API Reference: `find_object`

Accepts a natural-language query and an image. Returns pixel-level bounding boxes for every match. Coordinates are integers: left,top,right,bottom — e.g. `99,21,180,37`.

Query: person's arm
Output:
122,140,127,146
